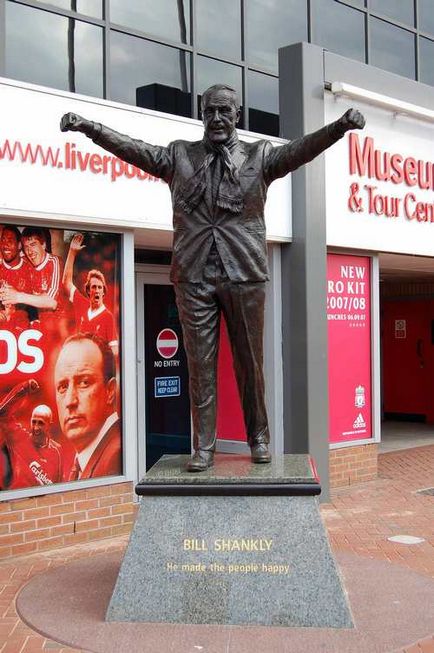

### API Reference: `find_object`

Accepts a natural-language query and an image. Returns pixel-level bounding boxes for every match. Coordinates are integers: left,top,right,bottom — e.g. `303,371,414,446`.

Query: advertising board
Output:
0,224,122,490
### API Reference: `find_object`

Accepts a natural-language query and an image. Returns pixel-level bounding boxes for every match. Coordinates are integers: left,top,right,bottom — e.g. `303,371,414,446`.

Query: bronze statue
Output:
60,84,365,472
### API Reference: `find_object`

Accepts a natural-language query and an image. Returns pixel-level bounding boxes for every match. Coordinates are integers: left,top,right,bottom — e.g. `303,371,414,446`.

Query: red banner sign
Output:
327,254,372,443
216,319,246,442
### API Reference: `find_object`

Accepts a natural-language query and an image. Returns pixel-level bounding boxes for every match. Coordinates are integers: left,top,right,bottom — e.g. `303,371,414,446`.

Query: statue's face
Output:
202,89,240,144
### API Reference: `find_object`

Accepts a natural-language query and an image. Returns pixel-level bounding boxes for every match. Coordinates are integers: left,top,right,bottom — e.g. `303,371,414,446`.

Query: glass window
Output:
246,0,308,72
419,37,434,87
311,0,365,62
196,57,243,127
248,71,279,136
110,32,191,117
5,2,103,97
369,18,415,79
419,0,434,36
196,0,241,60
38,1,102,19
110,0,190,45
370,0,414,26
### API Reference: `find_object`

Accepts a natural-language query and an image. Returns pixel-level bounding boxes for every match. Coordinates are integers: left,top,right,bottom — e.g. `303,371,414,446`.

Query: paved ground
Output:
0,444,433,653
380,421,434,453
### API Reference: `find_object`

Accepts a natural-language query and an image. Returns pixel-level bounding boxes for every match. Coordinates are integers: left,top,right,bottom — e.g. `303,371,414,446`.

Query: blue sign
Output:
154,376,181,398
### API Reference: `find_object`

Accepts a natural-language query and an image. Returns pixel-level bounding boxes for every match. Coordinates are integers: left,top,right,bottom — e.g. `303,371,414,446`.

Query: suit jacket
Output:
80,420,121,479
91,123,344,283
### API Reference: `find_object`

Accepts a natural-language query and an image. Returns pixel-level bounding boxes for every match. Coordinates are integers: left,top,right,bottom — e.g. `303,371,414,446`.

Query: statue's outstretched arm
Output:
60,112,174,182
265,108,365,183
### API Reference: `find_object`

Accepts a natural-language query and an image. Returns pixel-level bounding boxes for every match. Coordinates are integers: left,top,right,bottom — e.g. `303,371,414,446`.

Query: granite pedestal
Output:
106,454,353,628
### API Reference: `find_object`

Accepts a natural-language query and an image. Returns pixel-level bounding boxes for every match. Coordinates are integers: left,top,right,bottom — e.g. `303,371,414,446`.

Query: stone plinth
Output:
106,454,353,628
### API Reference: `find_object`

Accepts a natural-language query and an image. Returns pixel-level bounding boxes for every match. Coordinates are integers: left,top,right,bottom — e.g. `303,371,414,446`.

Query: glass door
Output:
136,269,191,478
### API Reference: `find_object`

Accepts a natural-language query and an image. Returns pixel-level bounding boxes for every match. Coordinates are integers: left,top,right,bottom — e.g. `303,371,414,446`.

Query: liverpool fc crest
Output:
355,385,365,408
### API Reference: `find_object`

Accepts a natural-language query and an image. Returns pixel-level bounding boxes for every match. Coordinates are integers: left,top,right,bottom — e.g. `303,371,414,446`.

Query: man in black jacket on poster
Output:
60,84,364,471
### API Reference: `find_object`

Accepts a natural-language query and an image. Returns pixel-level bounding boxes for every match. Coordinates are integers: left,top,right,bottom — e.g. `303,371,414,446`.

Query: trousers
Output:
174,249,270,452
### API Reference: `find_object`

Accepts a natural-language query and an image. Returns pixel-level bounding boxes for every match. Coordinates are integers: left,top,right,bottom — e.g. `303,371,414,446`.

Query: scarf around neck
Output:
178,132,244,215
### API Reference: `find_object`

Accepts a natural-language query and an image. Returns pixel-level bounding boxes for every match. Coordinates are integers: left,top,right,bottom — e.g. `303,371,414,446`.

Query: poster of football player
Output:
0,225,122,491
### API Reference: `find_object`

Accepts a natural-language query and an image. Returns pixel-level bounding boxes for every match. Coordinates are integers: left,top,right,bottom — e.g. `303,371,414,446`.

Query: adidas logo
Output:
353,413,366,429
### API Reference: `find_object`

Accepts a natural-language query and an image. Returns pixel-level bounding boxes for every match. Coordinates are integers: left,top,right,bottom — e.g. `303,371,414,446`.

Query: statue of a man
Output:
60,84,365,472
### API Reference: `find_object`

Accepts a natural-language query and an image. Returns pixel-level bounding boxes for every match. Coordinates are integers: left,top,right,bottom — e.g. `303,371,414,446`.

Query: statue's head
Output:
201,84,241,144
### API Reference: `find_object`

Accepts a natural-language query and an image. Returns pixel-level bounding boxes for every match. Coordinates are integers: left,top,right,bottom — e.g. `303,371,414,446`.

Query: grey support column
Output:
278,42,330,500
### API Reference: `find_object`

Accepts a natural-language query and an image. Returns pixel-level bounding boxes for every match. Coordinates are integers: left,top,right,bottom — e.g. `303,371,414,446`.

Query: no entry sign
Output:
156,328,179,359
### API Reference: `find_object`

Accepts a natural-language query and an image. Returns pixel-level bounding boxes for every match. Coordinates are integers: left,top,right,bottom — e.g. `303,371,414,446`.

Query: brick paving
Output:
0,444,433,653
0,537,128,653
323,445,434,579
323,444,434,653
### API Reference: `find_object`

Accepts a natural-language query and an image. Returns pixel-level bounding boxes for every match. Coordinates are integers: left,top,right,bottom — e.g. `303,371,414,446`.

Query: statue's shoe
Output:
250,442,272,464
185,450,214,472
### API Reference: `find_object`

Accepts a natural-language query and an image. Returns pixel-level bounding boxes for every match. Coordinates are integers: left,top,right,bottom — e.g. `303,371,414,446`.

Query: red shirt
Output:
0,257,32,293
71,286,118,347
0,258,32,333
29,253,62,304
29,253,66,329
4,424,64,489
1,309,30,333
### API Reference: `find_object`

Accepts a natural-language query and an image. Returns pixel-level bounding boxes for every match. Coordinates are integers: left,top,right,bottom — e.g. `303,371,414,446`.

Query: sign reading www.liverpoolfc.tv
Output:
0,78,291,242
0,224,122,492
325,91,434,256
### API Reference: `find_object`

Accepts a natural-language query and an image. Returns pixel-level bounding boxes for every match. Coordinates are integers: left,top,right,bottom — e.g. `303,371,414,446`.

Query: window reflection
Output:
248,71,279,136
196,57,244,128
196,0,241,60
5,2,103,97
110,0,190,45
38,0,102,18
370,0,414,27
419,0,434,36
110,32,191,117
419,38,434,87
370,18,415,79
246,0,307,72
311,0,365,62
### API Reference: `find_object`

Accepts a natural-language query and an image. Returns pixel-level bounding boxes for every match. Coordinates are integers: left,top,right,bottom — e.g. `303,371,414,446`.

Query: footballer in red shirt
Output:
64,233,118,353
0,225,32,331
1,404,65,490
0,227,64,333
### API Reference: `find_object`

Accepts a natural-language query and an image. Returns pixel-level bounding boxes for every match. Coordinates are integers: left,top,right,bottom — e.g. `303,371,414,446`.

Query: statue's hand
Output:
340,108,365,131
60,112,90,133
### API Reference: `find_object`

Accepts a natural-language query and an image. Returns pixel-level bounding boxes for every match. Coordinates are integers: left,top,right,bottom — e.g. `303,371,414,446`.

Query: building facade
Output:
1,0,434,558
3,0,434,136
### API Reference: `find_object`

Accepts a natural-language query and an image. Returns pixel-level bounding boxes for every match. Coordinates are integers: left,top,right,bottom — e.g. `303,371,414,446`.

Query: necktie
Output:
178,133,243,215
69,457,81,481
210,155,223,207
